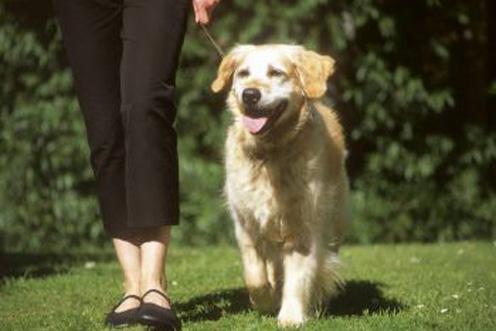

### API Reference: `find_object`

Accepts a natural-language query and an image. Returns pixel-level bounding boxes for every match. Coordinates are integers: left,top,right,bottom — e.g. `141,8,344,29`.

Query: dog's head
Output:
211,44,335,137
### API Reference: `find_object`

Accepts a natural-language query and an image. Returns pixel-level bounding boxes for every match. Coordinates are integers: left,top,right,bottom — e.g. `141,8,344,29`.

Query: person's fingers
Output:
204,0,219,25
197,6,210,25
193,0,219,25
193,2,201,24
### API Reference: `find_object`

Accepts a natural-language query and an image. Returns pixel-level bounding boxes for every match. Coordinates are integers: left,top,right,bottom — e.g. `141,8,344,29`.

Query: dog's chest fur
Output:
225,128,322,244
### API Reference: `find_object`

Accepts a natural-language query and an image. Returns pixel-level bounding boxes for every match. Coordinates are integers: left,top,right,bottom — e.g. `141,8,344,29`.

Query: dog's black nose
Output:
242,88,261,105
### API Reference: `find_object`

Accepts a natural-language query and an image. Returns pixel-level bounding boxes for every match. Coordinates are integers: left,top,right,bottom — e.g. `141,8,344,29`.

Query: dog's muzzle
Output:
241,99,288,135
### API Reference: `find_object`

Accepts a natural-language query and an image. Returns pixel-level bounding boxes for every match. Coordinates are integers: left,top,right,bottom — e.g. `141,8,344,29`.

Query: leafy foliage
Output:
0,0,494,251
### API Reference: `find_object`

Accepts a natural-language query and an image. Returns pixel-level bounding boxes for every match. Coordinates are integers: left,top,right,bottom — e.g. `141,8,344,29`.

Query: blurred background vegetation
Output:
0,0,494,252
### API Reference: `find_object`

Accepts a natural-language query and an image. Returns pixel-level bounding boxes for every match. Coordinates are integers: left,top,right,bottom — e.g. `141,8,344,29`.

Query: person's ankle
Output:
141,284,171,308
124,283,141,296
141,280,165,292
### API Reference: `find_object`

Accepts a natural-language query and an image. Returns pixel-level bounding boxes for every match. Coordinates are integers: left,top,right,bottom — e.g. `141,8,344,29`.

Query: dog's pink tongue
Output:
242,116,268,134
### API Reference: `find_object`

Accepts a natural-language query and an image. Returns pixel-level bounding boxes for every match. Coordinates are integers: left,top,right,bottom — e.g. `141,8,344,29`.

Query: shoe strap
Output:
141,288,172,304
112,294,141,311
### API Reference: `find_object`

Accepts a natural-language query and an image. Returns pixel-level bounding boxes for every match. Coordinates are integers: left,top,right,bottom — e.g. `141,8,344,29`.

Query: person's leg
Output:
139,226,172,308
53,0,142,312
112,237,142,311
120,0,189,230
120,0,189,308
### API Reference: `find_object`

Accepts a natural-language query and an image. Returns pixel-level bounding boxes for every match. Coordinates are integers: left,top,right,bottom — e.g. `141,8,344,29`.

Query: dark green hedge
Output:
0,0,494,251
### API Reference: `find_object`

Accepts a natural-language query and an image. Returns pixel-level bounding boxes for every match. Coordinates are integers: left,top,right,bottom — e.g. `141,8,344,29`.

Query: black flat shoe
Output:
105,294,141,328
138,289,181,331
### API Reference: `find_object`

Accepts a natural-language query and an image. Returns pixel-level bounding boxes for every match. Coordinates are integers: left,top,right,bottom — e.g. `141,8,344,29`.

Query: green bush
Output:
0,0,494,251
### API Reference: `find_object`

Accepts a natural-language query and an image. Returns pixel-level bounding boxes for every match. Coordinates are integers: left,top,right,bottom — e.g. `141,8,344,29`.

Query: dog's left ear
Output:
295,50,335,99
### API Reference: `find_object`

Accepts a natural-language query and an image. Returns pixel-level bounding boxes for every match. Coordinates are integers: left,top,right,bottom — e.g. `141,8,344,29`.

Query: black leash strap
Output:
199,24,225,59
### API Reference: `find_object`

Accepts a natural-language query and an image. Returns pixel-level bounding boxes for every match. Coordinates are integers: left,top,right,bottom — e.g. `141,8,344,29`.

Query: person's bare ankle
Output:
141,283,171,309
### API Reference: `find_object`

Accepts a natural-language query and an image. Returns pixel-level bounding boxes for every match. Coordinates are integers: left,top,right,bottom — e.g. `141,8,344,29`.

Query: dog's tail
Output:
312,251,344,315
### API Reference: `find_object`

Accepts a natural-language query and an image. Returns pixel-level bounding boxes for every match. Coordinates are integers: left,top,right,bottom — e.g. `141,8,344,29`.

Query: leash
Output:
199,24,225,59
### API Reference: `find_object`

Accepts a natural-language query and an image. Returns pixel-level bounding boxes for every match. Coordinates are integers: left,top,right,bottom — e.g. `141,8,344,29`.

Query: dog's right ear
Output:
211,53,237,93
211,45,254,93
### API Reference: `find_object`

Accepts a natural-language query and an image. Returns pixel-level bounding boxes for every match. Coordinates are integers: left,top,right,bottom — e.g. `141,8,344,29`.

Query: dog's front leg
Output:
234,223,278,313
240,244,278,313
277,244,317,327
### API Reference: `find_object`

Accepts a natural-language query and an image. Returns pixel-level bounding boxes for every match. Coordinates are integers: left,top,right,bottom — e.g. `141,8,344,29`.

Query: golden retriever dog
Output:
211,44,349,327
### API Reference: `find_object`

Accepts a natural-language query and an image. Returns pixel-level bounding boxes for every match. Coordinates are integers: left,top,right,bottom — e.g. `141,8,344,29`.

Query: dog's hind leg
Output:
326,174,349,254
265,247,283,308
313,250,343,315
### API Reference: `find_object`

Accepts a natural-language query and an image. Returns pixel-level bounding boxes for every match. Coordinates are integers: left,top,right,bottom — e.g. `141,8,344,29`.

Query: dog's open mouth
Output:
242,100,288,135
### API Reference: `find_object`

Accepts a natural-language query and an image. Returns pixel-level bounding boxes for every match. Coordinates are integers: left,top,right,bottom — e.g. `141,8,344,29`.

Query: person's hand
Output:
193,0,220,25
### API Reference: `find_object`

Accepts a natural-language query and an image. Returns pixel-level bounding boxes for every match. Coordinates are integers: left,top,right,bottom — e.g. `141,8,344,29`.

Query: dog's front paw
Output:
277,305,305,328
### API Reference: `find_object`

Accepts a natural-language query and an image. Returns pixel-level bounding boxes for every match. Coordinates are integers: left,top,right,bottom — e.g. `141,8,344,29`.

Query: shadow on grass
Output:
325,280,405,316
177,280,404,322
0,251,114,283
176,287,251,322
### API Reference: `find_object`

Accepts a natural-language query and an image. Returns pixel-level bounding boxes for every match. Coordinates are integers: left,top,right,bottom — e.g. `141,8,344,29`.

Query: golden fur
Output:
212,44,349,327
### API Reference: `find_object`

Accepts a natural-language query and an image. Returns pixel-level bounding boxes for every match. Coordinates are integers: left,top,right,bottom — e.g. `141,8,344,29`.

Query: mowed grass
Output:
1,242,495,330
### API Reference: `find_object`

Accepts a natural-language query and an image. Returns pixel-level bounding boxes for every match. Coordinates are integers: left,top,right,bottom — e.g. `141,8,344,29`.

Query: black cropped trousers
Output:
53,0,189,237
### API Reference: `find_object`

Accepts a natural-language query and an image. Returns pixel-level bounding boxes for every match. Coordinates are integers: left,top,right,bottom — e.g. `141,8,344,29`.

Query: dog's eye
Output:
268,68,285,78
237,69,250,78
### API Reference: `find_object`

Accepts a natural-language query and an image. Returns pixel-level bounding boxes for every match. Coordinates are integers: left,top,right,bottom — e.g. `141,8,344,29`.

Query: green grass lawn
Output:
1,242,495,330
